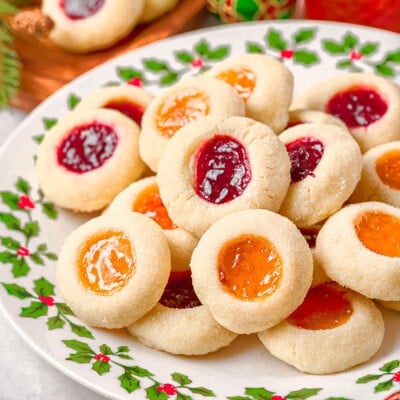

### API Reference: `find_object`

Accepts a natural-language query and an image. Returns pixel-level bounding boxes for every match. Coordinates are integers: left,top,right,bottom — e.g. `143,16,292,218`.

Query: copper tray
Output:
8,0,207,111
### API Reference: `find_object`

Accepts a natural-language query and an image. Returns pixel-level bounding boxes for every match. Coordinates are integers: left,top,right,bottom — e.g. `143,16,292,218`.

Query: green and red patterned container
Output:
207,0,297,23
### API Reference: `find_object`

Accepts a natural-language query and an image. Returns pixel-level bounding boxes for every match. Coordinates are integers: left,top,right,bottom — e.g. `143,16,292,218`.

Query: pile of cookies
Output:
35,52,400,374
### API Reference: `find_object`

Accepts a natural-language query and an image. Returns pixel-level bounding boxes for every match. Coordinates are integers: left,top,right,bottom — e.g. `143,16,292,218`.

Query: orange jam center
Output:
217,234,282,301
354,210,400,257
78,230,135,295
375,149,400,190
132,184,176,230
156,88,210,138
217,67,256,102
288,282,353,330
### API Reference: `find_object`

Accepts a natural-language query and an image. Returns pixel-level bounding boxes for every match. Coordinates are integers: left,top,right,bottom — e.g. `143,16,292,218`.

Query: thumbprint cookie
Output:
190,209,313,334
35,108,145,212
157,116,291,237
291,72,400,152
258,282,384,374
74,84,154,127
139,76,245,172
278,123,362,227
203,53,294,133
127,269,238,355
42,0,144,53
105,176,198,271
350,141,400,207
315,201,400,301
287,109,348,130
139,0,180,23
56,212,171,329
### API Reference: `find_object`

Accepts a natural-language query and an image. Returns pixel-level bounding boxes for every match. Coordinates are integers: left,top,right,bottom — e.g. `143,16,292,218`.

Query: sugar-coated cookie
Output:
157,116,291,236
287,109,348,130
42,0,144,53
57,212,171,329
291,72,400,152
139,76,245,171
258,282,384,374
350,141,400,207
139,0,179,23
128,270,238,355
105,177,198,271
190,209,313,334
75,84,154,127
35,108,145,212
315,201,400,301
278,123,362,227
203,53,294,133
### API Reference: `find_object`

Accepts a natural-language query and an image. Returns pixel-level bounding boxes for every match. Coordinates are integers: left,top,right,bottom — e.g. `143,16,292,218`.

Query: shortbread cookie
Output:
157,116,291,236
204,53,293,133
287,109,347,130
42,0,144,53
35,108,145,212
139,0,179,23
279,123,362,227
57,212,171,329
139,76,245,171
106,177,198,271
190,209,313,334
291,72,400,152
350,141,400,207
258,282,384,374
75,84,154,126
128,269,238,355
315,201,400,301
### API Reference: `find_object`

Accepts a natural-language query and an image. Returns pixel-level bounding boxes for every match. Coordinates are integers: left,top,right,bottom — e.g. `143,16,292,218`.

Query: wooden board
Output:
8,0,207,111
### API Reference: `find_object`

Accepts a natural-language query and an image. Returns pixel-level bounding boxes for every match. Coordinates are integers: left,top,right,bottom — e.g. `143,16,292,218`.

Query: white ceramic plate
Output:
1,20,400,400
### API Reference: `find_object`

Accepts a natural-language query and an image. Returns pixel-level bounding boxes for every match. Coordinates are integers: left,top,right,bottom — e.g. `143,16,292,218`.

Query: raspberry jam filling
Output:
60,0,105,19
217,67,256,102
105,100,145,126
288,282,353,330
285,136,324,183
156,89,210,138
217,234,282,301
299,227,320,249
375,150,400,190
132,184,176,230
57,122,118,173
326,86,388,128
354,210,400,257
78,231,135,295
194,134,251,204
159,270,201,309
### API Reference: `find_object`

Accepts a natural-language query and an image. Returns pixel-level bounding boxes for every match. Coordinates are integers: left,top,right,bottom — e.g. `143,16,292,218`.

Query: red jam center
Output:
57,122,118,173
159,270,201,309
286,136,324,183
288,282,353,330
60,0,105,19
104,100,145,127
325,86,388,128
194,134,251,204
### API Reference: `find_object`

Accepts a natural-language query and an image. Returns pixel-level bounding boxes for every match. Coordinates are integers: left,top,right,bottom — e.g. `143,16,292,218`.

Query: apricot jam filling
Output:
288,282,353,330
217,234,282,301
159,270,201,309
60,0,105,19
375,150,400,190
156,89,210,138
325,86,388,128
285,137,324,183
57,122,118,173
354,210,400,257
78,231,135,295
194,134,251,204
132,184,176,230
217,67,256,102
104,99,145,126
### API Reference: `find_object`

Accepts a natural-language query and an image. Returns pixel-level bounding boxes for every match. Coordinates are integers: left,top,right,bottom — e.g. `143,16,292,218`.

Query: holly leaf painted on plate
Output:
143,59,169,72
188,387,215,397
68,352,94,364
22,221,39,238
92,360,111,376
118,372,140,393
205,46,229,60
0,212,21,231
68,93,80,110
357,374,383,383
29,253,44,265
266,29,287,50
47,315,65,330
99,344,112,355
33,277,54,297
12,256,29,277
227,397,251,400
293,28,315,44
343,33,358,50
0,192,20,210
63,339,95,353
293,50,319,65
375,63,395,77
41,201,58,220
380,360,400,373
176,394,193,400
176,50,194,63
385,50,400,62
56,302,74,315
146,384,169,400
20,300,48,318
160,71,179,86
322,40,346,55
70,321,95,338
125,365,154,378
1,282,32,299
172,372,192,385
359,42,378,56
42,117,57,131
286,387,322,399
374,379,394,392
1,236,20,250
15,177,31,195
245,387,274,399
